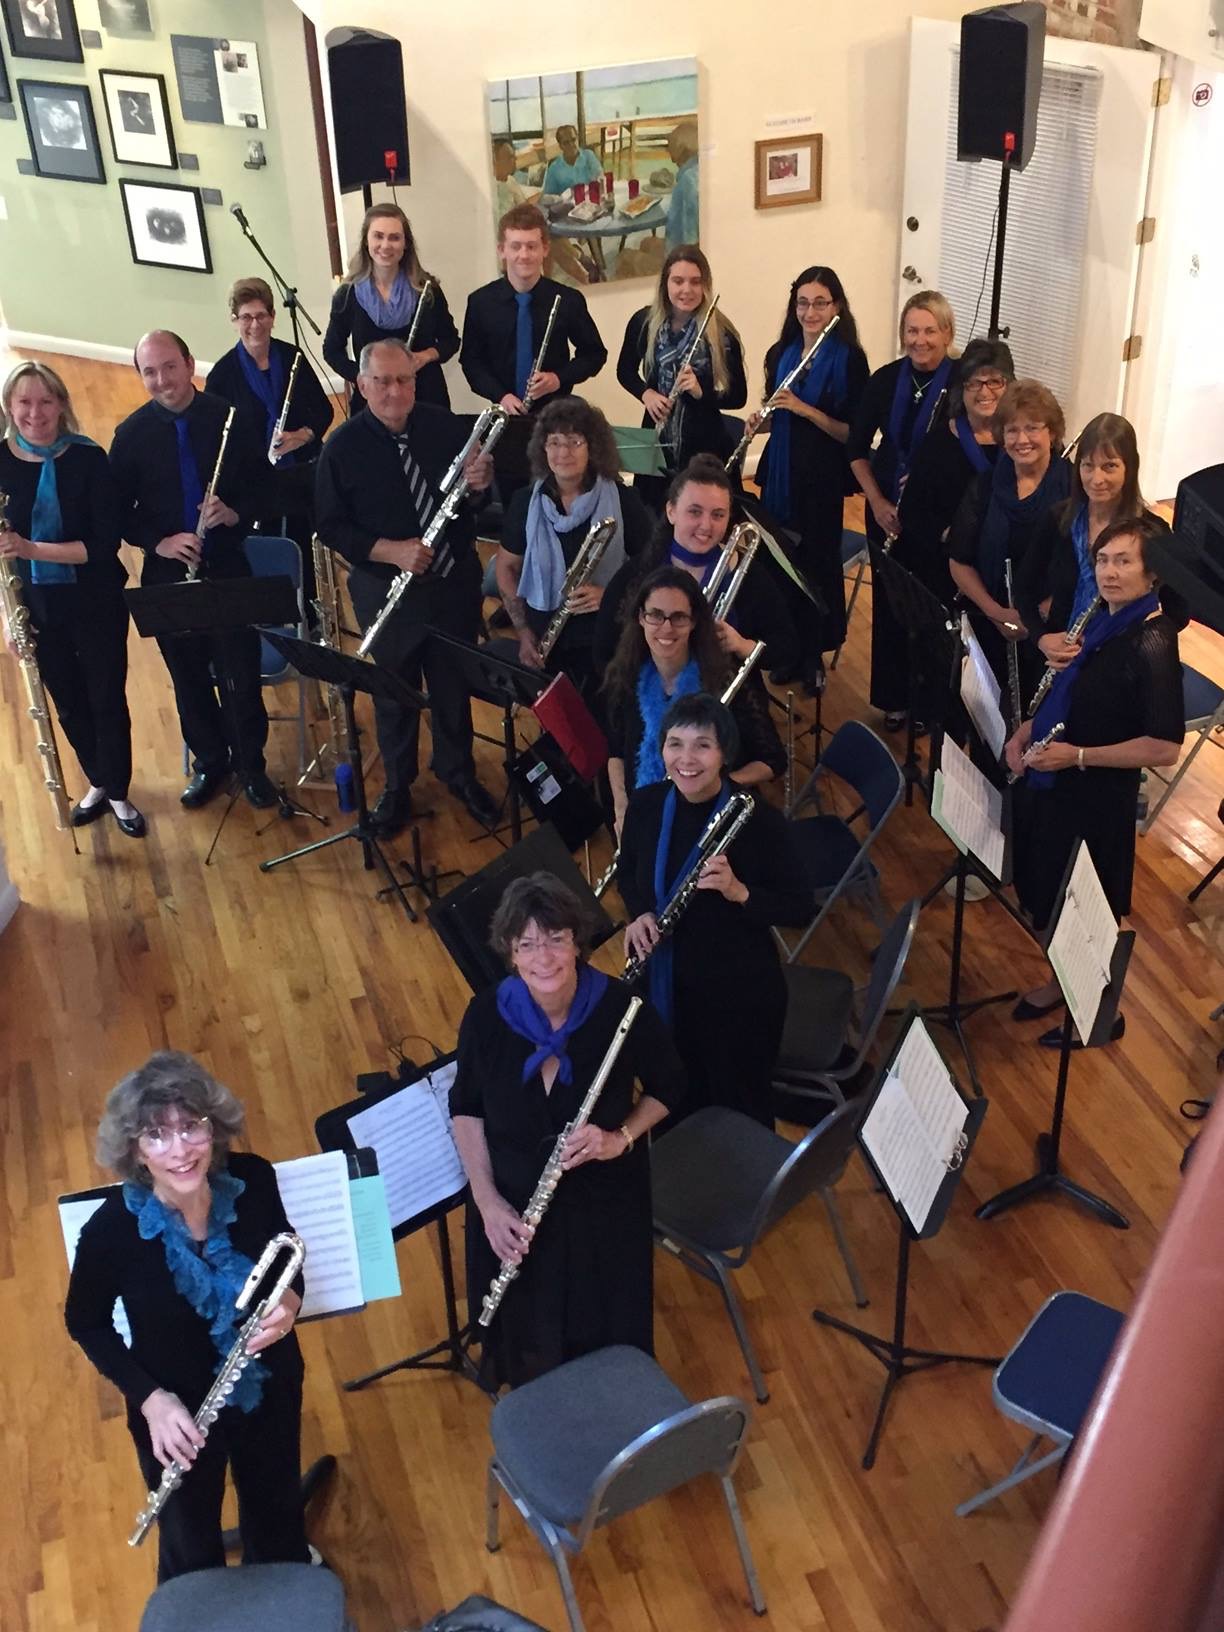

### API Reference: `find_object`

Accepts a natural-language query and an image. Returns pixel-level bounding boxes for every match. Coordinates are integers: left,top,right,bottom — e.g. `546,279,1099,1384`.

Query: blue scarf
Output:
976,451,1071,601
761,335,850,524
953,412,994,475
635,656,701,788
519,476,626,612
1026,591,1159,789
353,271,418,332
234,341,290,462
496,962,610,1085
123,1169,268,1413
882,357,953,501
648,780,732,1023
15,431,97,585
1067,503,1100,627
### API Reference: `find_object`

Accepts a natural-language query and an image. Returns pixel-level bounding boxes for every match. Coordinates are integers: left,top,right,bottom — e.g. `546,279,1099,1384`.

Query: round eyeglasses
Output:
138,1116,213,1154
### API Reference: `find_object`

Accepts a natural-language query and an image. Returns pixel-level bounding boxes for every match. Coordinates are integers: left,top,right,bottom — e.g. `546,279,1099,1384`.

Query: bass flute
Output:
1026,595,1101,717
188,406,236,583
478,999,643,1327
521,295,562,413
267,352,302,465
537,515,618,664
724,314,841,475
710,524,761,623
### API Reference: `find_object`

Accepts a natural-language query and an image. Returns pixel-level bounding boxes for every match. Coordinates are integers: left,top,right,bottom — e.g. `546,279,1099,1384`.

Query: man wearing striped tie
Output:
314,338,500,837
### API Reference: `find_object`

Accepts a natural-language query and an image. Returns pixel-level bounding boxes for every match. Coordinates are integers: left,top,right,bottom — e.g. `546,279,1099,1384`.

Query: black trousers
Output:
792,483,847,658
349,557,482,792
155,624,268,779
130,1373,309,1585
28,584,133,799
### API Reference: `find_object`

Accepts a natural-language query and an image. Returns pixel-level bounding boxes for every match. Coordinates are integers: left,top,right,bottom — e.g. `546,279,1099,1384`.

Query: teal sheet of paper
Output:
349,1175,401,1301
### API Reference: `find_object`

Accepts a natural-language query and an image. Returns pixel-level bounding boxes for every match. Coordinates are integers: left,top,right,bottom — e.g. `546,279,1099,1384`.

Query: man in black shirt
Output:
110,330,277,808
314,338,500,836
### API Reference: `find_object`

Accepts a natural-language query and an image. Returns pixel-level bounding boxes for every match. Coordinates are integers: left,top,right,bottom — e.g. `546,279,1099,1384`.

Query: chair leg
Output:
955,1434,1067,1516
485,1461,502,1552
1140,723,1218,834
548,1539,587,1632
821,1188,868,1309
783,892,836,964
720,1474,767,1614
713,1261,769,1404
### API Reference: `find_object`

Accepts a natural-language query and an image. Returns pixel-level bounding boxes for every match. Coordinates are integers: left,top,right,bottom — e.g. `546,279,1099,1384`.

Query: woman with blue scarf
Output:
0,361,143,836
324,204,459,412
452,873,683,1387
65,1052,309,1581
754,266,869,680
1006,515,1183,1044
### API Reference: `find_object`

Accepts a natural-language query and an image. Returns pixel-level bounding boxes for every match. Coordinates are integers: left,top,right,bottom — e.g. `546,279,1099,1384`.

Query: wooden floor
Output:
3,351,1223,1632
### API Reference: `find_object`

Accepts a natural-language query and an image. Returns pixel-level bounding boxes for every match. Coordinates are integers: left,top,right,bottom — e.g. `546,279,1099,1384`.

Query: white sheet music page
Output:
1068,843,1118,979
347,1077,467,1232
861,1018,969,1233
960,615,1007,760
274,1151,363,1320
934,737,1006,880
1048,846,1118,1045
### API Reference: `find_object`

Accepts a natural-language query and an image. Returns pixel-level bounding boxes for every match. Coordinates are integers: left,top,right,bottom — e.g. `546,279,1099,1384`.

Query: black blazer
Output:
323,279,460,410
460,275,606,405
205,338,335,458
616,306,747,464
0,441,125,591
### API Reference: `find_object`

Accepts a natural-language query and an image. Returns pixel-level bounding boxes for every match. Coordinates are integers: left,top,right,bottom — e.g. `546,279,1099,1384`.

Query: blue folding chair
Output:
244,533,311,774
830,528,868,671
1138,661,1224,835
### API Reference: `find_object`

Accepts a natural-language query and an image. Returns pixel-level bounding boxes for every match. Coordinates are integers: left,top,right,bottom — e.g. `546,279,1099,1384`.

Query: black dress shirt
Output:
459,275,606,404
323,280,460,409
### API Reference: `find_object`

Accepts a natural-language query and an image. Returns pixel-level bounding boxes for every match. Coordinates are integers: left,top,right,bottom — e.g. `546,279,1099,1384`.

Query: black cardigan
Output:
323,279,459,409
616,307,747,464
0,441,125,592
205,338,335,457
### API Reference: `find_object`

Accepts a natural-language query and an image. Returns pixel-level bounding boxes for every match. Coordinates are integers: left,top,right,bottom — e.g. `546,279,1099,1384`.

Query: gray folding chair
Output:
140,1564,348,1632
486,1345,765,1632
1138,661,1224,835
245,533,312,775
652,1100,867,1403
830,527,868,671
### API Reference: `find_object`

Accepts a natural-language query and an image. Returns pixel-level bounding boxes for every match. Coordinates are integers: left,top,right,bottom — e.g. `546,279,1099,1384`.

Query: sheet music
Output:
932,737,1006,880
59,1191,131,1345
347,1076,467,1231
1068,844,1118,979
861,1018,969,1233
960,615,1007,760
1048,845,1119,1045
274,1152,363,1321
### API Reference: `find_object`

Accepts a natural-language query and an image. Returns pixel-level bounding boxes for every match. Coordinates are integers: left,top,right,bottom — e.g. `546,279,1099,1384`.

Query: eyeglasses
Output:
795,297,834,312
138,1116,213,1153
642,608,694,629
544,434,586,451
513,931,575,956
1004,421,1050,438
966,375,1008,395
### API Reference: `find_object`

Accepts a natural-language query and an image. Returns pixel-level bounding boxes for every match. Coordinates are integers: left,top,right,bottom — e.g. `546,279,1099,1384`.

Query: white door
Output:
899,18,1161,440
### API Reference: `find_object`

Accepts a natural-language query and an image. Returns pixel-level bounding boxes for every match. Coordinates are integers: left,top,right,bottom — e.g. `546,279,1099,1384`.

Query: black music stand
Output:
126,575,321,863
257,633,432,922
977,842,1133,1228
869,544,960,806
812,1007,999,1469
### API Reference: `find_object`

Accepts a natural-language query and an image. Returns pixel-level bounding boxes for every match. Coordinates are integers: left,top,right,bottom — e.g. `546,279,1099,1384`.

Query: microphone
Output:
230,202,250,230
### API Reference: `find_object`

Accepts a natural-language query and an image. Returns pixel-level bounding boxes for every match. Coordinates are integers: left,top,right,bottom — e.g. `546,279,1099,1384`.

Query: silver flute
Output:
663,294,720,410
188,407,236,583
724,314,841,474
1026,595,1101,717
1003,557,1023,728
1006,721,1066,785
404,276,436,352
882,385,947,552
129,1232,306,1547
478,999,643,1327
267,352,302,465
537,515,618,663
521,295,562,412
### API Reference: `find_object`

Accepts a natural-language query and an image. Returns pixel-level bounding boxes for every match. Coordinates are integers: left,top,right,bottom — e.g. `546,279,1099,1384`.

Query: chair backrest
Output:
578,1396,752,1544
748,1097,865,1244
140,1564,347,1632
845,898,919,1071
1181,663,1224,731
818,720,905,829
244,534,304,681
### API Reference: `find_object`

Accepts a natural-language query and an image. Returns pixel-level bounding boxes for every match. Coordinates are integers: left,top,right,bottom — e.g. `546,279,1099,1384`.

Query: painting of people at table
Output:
486,56,699,285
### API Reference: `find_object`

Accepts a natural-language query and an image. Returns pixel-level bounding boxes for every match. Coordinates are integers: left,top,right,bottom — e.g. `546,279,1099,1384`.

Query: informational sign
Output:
171,35,266,129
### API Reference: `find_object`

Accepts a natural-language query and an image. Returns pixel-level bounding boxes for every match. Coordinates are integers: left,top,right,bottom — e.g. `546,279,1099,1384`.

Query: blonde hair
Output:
644,244,740,397
899,290,956,349
1,360,79,438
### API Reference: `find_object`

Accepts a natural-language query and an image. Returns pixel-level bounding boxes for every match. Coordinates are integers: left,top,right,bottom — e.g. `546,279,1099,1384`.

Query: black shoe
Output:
181,769,228,809
1038,1014,1126,1050
449,776,500,828
243,771,279,809
1013,994,1064,1022
883,711,906,733
112,804,147,839
69,795,109,828
370,787,413,838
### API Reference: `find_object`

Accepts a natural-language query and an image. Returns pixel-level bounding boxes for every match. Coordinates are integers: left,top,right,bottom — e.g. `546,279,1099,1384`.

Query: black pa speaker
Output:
327,30,410,192
957,2,1046,172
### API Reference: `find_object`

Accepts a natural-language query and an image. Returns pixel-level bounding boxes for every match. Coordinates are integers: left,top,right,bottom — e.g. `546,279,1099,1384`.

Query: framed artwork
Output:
0,44,10,103
18,77,103,182
2,0,82,64
98,0,152,38
754,133,823,211
100,69,175,168
120,177,212,273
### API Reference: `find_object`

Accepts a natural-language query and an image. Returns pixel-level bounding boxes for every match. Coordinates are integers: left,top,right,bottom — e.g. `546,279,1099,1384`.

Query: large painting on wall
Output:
486,56,698,286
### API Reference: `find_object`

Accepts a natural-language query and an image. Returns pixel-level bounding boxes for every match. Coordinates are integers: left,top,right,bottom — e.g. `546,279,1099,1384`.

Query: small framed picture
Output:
98,0,152,38
754,133,823,211
120,177,212,273
99,69,175,169
18,77,103,182
2,0,82,64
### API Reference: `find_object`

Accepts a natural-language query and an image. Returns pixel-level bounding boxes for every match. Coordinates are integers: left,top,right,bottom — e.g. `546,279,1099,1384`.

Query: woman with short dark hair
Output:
451,872,683,1387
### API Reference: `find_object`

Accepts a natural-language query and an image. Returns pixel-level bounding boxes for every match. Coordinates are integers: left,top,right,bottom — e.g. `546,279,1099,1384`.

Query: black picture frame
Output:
99,68,176,169
18,76,103,182
119,177,212,274
2,0,83,64
0,43,11,103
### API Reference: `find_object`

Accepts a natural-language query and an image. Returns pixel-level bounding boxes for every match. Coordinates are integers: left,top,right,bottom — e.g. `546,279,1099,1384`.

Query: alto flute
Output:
188,406,236,583
1003,558,1022,728
0,488,75,835
1027,595,1101,717
267,352,302,465
537,515,618,663
358,408,510,659
521,295,562,412
478,999,643,1326
702,520,754,609
404,275,436,352
1006,721,1066,785
129,1232,306,1547
725,313,841,474
711,525,761,623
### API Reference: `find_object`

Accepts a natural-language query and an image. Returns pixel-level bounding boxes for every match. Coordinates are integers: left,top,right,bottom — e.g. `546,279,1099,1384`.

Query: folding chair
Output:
485,1345,765,1632
244,533,311,775
955,1290,1124,1517
140,1564,348,1632
1139,662,1224,835
778,719,903,961
652,1100,867,1403
830,528,868,671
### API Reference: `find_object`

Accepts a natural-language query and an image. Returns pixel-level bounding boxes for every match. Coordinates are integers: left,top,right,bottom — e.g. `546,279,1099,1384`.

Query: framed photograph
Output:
18,77,103,182
2,0,83,64
120,177,211,273
100,69,175,168
98,0,152,38
754,133,823,211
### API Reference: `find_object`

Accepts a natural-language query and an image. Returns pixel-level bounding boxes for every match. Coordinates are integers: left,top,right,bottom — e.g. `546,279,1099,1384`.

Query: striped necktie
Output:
394,431,453,577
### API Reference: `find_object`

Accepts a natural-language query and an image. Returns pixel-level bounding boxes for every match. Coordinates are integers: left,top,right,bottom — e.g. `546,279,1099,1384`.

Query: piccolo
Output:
267,352,302,465
664,295,719,410
1006,721,1066,785
725,314,840,474
478,1000,643,1327
1027,596,1101,717
188,406,236,583
405,276,436,352
521,295,562,412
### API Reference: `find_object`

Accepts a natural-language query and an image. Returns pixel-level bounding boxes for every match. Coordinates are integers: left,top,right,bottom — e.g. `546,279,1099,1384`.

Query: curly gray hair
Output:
96,1051,245,1185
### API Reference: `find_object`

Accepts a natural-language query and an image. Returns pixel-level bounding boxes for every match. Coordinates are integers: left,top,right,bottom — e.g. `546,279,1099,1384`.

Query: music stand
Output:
257,633,432,922
869,544,960,807
812,1006,999,1469
977,840,1133,1228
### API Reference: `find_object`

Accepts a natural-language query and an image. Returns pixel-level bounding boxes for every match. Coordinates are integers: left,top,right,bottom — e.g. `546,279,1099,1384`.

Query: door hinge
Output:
1152,77,1172,107
1122,334,1143,362
1136,217,1156,245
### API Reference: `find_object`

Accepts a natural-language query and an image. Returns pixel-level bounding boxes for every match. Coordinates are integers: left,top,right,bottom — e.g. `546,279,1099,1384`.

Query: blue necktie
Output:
174,414,205,536
514,290,534,400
